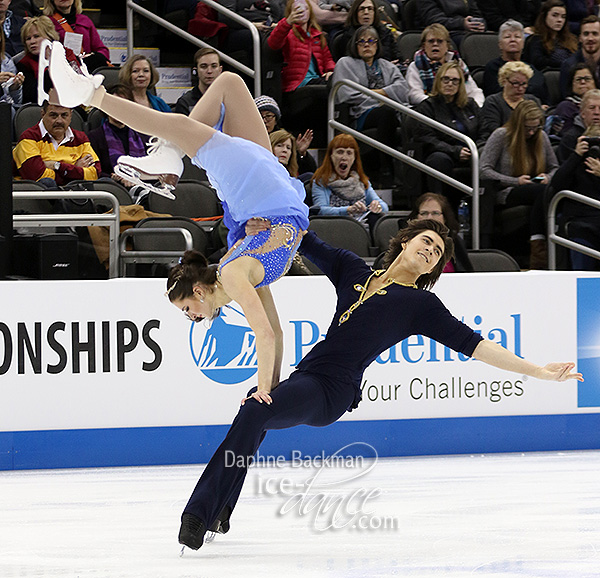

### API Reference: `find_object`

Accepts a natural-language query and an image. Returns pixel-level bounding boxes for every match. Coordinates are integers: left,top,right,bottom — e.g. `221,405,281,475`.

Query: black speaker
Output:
12,234,79,280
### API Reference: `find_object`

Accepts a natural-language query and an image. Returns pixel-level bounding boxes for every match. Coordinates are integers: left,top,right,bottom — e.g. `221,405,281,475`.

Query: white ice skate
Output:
114,137,184,201
37,39,51,105
45,40,104,107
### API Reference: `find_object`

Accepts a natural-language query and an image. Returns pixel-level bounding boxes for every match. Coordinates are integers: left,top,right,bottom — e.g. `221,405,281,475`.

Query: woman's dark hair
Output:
382,219,454,290
408,192,460,235
165,250,218,302
348,25,381,60
567,63,597,94
534,0,577,54
346,0,381,28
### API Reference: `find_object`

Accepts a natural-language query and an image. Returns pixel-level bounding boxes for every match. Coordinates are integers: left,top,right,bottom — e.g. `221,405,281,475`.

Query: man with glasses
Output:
482,19,548,104
406,23,484,106
559,15,600,99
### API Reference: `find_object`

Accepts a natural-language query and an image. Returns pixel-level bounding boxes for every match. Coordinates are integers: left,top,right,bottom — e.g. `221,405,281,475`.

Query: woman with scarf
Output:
311,133,388,231
405,23,484,107
42,0,109,72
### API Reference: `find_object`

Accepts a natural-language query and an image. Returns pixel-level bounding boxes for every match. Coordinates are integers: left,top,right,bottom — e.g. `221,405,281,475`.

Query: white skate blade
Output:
114,164,177,200
204,531,216,543
37,39,51,105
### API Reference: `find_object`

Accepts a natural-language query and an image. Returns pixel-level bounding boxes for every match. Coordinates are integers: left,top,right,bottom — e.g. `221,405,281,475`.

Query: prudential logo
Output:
189,305,258,385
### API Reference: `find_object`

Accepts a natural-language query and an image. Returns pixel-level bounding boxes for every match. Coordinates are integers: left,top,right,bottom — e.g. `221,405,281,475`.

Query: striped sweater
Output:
13,124,100,185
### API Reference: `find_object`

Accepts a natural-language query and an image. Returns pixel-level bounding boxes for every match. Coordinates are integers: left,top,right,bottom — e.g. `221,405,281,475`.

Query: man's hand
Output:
75,154,95,168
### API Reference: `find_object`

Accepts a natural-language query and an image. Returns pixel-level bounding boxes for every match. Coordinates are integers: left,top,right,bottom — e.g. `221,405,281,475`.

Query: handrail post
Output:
329,79,480,248
125,0,261,95
547,189,600,270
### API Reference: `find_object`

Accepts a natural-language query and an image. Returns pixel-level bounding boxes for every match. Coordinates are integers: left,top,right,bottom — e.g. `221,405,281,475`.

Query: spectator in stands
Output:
409,192,474,272
218,0,284,34
0,0,25,56
311,133,388,230
564,0,599,33
480,60,542,141
175,47,222,116
551,126,600,269
15,15,78,105
406,23,484,106
480,100,558,267
525,0,578,70
9,0,41,18
550,63,597,137
268,0,335,143
12,100,100,188
42,0,110,71
417,0,486,48
0,19,22,110
270,128,299,177
332,25,408,181
268,0,335,91
332,0,398,61
413,61,483,205
476,0,539,33
306,0,348,30
559,15,600,97
558,87,600,160
119,54,171,112
87,84,149,181
255,94,317,176
483,19,548,103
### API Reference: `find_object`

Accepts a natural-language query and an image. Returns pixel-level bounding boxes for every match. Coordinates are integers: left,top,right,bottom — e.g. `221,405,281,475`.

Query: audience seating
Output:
14,104,85,140
147,179,222,218
467,249,520,272
91,66,122,91
543,69,561,107
371,211,410,253
401,0,420,31
309,215,379,260
459,33,500,71
396,32,422,62
62,179,134,208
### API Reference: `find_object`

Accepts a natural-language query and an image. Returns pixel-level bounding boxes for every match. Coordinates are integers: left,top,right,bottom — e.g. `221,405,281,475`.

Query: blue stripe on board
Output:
1,413,599,470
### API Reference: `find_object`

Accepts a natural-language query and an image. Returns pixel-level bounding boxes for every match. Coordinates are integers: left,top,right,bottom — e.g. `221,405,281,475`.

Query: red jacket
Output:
267,19,335,92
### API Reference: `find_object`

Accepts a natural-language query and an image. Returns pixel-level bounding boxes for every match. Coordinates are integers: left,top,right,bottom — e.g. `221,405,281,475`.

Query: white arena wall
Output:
1,271,599,470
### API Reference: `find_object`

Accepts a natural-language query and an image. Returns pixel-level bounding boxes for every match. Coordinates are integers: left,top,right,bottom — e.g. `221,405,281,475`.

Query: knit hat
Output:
254,95,281,120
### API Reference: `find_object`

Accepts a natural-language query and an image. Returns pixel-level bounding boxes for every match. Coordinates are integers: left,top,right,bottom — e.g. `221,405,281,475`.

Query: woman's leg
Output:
90,90,213,159
188,72,271,150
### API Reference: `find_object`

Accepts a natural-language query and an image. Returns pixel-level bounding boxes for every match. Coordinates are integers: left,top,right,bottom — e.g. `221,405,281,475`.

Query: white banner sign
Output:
0,272,597,433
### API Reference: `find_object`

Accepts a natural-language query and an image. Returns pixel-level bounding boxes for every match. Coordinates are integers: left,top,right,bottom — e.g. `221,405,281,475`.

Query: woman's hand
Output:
241,388,273,405
585,156,600,177
535,173,549,184
245,217,271,236
296,129,313,155
287,3,305,25
575,135,589,157
536,362,583,382
459,147,471,162
348,200,367,215
322,71,333,81
0,71,14,84
368,199,383,213
517,174,532,185
464,16,485,32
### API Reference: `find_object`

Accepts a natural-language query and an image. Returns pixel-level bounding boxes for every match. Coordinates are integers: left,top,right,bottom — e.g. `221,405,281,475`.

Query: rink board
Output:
1,273,600,470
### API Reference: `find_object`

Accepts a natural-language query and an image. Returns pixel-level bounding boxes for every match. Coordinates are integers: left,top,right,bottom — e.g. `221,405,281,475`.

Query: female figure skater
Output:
44,40,309,403
175,218,581,550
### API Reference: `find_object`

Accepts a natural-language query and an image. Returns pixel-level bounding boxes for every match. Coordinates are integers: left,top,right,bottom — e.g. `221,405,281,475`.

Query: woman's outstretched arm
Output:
472,340,583,382
218,262,277,405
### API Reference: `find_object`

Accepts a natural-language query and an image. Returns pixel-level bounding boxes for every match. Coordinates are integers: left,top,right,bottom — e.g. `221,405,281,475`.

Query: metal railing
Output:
119,227,193,277
126,0,261,95
548,190,600,270
328,79,480,249
13,190,121,278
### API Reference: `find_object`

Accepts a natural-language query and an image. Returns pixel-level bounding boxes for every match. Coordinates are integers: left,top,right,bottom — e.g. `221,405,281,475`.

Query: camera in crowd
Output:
585,137,600,159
